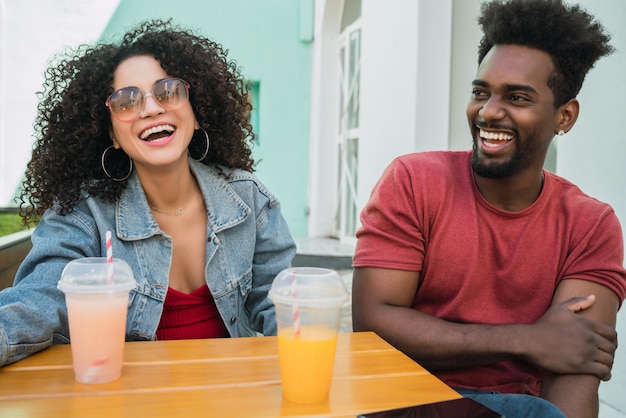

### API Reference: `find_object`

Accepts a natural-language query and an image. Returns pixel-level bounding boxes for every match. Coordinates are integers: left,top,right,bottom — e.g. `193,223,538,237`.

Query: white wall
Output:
357,0,418,211
357,0,452,212
448,0,482,152
0,0,119,206
308,0,343,237
414,1,453,153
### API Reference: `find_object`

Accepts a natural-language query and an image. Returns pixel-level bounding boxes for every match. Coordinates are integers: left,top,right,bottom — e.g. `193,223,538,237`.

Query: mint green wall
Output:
102,0,313,237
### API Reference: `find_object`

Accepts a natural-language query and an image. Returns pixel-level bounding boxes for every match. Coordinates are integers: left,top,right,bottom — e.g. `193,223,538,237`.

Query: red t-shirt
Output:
156,284,229,340
354,150,626,395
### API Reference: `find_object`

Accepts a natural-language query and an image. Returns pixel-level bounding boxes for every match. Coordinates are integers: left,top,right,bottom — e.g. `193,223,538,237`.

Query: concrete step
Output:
292,237,354,270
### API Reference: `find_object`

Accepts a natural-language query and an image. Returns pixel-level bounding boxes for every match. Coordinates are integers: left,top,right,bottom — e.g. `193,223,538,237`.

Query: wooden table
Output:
0,331,460,417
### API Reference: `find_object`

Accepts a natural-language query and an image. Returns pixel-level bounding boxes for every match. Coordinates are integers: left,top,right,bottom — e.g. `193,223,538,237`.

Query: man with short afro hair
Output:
352,1,625,417
477,0,614,107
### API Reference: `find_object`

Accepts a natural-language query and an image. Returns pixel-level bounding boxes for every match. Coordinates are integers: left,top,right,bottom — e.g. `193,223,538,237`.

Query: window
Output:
336,0,361,240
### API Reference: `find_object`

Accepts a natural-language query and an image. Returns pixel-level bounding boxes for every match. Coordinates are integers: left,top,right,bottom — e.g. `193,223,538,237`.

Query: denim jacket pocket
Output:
125,287,163,341
238,268,253,296
213,268,255,337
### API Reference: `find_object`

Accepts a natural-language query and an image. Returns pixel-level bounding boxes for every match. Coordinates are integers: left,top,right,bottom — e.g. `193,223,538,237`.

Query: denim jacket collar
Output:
116,159,251,241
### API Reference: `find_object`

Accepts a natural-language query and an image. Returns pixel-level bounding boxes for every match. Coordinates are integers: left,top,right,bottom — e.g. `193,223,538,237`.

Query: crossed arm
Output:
351,267,619,418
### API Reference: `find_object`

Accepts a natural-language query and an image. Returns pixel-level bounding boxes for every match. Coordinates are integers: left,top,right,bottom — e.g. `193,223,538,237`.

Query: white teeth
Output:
479,129,513,141
140,125,175,140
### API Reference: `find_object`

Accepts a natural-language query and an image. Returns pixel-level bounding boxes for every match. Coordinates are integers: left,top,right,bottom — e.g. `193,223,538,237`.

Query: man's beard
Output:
471,141,526,179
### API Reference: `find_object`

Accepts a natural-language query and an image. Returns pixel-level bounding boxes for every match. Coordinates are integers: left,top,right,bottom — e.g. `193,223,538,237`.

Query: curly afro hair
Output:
477,0,614,108
19,19,256,225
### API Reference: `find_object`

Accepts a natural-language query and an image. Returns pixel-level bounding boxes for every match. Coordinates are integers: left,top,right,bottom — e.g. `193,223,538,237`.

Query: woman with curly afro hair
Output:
0,19,296,366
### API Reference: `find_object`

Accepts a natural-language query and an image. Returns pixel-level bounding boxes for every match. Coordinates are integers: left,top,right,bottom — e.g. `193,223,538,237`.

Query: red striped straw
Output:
105,231,113,285
290,270,301,338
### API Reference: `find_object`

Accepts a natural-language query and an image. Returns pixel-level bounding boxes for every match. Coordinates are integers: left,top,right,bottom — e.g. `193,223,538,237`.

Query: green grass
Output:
0,213,28,237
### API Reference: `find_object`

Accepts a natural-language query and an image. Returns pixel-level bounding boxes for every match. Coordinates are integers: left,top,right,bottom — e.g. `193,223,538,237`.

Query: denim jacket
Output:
0,159,296,366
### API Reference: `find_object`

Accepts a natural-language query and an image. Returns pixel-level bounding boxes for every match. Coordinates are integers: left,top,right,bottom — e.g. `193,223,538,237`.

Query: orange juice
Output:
65,291,129,384
277,326,339,403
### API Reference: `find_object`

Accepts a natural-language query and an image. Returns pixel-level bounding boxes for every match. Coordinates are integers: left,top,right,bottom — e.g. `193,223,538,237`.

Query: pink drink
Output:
58,257,136,384
65,292,130,383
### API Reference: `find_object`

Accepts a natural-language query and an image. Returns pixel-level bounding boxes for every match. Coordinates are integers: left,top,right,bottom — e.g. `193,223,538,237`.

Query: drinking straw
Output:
83,358,109,383
290,270,301,338
105,230,113,285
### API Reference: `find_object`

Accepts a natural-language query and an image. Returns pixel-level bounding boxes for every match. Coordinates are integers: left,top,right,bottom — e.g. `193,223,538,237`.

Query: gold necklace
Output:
149,187,196,216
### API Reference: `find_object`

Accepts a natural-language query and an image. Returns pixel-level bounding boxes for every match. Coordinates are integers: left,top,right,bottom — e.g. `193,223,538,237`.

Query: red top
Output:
354,151,626,395
156,284,229,340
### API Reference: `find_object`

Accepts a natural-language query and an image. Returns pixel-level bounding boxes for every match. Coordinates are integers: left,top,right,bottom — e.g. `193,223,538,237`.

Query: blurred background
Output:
1,1,624,414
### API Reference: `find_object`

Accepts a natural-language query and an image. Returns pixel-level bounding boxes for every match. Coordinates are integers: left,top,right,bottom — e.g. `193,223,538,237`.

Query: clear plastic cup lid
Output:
57,257,136,293
268,267,348,307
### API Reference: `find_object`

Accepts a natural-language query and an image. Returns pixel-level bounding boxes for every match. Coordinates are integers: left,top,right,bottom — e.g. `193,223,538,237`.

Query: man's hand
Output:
526,295,617,380
539,280,620,418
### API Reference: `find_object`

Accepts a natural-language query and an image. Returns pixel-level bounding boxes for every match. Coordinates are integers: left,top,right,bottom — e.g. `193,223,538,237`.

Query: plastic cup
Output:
57,257,136,384
269,267,348,404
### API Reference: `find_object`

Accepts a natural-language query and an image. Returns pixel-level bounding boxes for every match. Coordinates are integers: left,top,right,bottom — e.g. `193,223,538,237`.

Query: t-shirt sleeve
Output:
560,207,626,304
353,158,425,271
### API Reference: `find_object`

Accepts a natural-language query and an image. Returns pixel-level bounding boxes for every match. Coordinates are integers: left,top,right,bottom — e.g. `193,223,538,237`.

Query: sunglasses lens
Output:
153,79,189,108
108,88,143,121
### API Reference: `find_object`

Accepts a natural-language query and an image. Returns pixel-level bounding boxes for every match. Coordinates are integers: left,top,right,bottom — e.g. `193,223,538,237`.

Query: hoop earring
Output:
188,128,210,161
101,146,133,181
